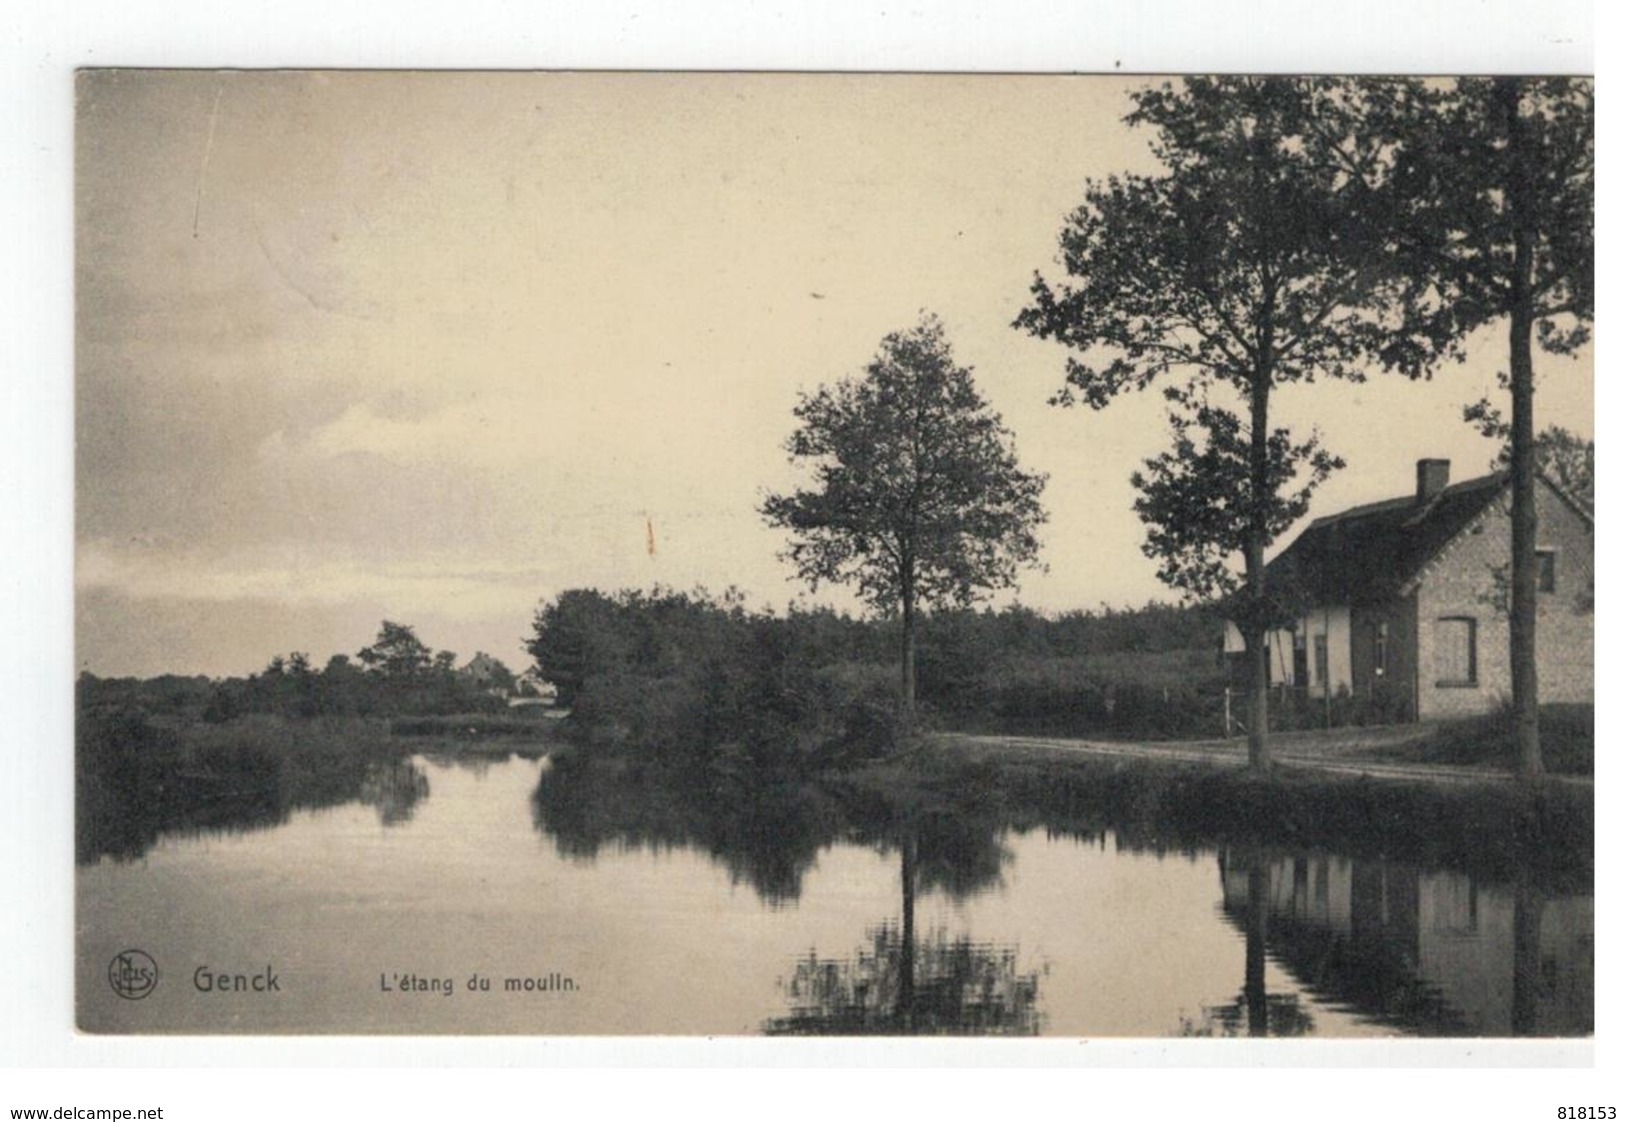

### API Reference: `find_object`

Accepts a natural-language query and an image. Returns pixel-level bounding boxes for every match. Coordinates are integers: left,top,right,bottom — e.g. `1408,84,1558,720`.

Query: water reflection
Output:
529,754,1041,1034
1180,848,1314,1037
75,742,1595,1037
357,759,430,826
75,715,417,864
765,834,1041,1035
765,923,1043,1035
1213,848,1592,1036
531,751,1018,904
530,753,841,904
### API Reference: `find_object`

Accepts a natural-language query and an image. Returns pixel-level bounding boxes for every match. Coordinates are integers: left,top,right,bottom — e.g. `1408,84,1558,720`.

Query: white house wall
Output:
1222,606,1352,695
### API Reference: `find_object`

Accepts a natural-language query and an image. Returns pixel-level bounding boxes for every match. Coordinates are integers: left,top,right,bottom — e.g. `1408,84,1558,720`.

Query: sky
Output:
75,71,1594,679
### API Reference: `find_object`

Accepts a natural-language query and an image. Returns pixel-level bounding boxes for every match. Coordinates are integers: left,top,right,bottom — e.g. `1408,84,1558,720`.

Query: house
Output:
507,671,560,709
459,652,514,696
1222,458,1594,721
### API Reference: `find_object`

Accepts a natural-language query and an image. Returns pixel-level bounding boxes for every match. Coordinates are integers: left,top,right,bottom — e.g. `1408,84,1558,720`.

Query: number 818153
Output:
1559,1109,1616,1119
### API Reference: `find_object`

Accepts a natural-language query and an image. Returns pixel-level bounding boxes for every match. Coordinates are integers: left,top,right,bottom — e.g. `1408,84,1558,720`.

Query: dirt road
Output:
938,725,1592,788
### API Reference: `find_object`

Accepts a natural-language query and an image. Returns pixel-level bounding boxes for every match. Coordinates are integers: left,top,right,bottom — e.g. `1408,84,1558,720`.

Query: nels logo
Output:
108,949,158,1000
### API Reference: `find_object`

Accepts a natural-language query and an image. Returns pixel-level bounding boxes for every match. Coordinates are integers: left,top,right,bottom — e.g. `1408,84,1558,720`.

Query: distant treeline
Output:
78,621,519,724
75,617,561,864
526,587,1226,768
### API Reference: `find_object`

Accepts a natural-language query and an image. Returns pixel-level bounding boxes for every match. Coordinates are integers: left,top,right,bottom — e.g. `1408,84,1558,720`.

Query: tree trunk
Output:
899,576,917,730
1245,369,1274,773
1500,77,1543,779
898,834,917,1032
1245,857,1270,1037
1510,869,1544,1036
1244,622,1271,773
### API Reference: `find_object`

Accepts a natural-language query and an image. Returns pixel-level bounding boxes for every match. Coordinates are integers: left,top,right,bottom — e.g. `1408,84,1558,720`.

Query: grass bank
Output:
388,710,570,746
831,734,1592,890
76,710,567,863
1351,703,1594,776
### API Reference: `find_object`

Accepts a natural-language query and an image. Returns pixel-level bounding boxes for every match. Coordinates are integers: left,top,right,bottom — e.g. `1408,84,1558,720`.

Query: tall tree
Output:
526,589,630,707
1378,78,1593,777
1016,78,1401,771
762,314,1046,725
356,620,432,679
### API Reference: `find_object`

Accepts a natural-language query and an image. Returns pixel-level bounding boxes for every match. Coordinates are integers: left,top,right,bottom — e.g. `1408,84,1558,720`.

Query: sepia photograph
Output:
73,70,1592,1040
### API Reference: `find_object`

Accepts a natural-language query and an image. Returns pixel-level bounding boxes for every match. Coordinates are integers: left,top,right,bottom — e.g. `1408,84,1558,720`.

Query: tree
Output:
526,589,630,707
761,314,1046,724
1016,78,1401,771
356,621,432,679
1378,78,1593,777
1466,403,1595,512
1531,427,1594,512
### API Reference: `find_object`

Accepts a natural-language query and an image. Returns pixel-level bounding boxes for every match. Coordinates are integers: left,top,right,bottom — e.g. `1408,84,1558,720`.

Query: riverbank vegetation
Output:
853,739,1591,888
75,697,568,865
75,619,564,864
528,730,1590,914
1355,703,1594,777
526,587,1230,767
80,623,522,725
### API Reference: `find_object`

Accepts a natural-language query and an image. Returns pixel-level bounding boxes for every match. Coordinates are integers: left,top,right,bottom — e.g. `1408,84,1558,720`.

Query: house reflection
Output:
1181,848,1315,1037
1216,849,1592,1036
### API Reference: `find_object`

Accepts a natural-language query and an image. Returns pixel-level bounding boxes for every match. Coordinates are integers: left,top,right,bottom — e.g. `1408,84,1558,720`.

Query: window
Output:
1435,617,1477,687
1537,548,1557,593
1313,633,1328,687
1374,622,1389,679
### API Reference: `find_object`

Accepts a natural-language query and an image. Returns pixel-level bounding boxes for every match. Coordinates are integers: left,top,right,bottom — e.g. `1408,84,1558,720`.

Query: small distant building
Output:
459,652,514,696
1222,459,1594,721
507,671,559,708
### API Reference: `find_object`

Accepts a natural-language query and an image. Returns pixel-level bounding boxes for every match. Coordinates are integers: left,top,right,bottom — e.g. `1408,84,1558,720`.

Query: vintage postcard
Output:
75,70,1592,1038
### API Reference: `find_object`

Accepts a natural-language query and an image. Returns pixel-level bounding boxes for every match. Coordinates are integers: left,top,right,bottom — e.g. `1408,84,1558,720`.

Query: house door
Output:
1292,644,1309,688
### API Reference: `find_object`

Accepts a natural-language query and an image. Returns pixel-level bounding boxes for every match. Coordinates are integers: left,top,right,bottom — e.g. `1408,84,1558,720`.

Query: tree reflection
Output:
765,819,1040,1035
358,759,430,826
765,921,1043,1035
75,710,425,863
1511,870,1546,1037
530,752,839,904
530,754,1039,1034
1183,846,1315,1038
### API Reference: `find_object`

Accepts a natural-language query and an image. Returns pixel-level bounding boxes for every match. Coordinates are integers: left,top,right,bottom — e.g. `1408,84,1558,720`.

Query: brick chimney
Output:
1416,458,1450,503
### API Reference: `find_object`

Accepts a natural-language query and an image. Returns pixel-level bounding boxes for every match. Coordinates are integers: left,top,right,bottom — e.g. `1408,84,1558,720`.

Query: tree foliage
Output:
1375,78,1593,371
1374,77,1592,776
1015,79,1398,606
763,315,1047,613
526,586,905,767
356,620,433,679
1463,408,1595,512
1016,77,1403,767
1131,402,1341,604
761,314,1047,716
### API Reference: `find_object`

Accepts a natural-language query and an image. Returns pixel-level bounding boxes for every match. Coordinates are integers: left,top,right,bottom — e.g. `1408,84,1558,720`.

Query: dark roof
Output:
1264,471,1508,606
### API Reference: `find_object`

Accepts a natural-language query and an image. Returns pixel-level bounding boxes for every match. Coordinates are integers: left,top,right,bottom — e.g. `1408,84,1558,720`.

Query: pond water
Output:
77,752,1592,1036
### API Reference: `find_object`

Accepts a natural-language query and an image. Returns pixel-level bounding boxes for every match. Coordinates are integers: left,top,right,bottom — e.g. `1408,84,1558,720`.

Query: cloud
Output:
78,541,550,615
